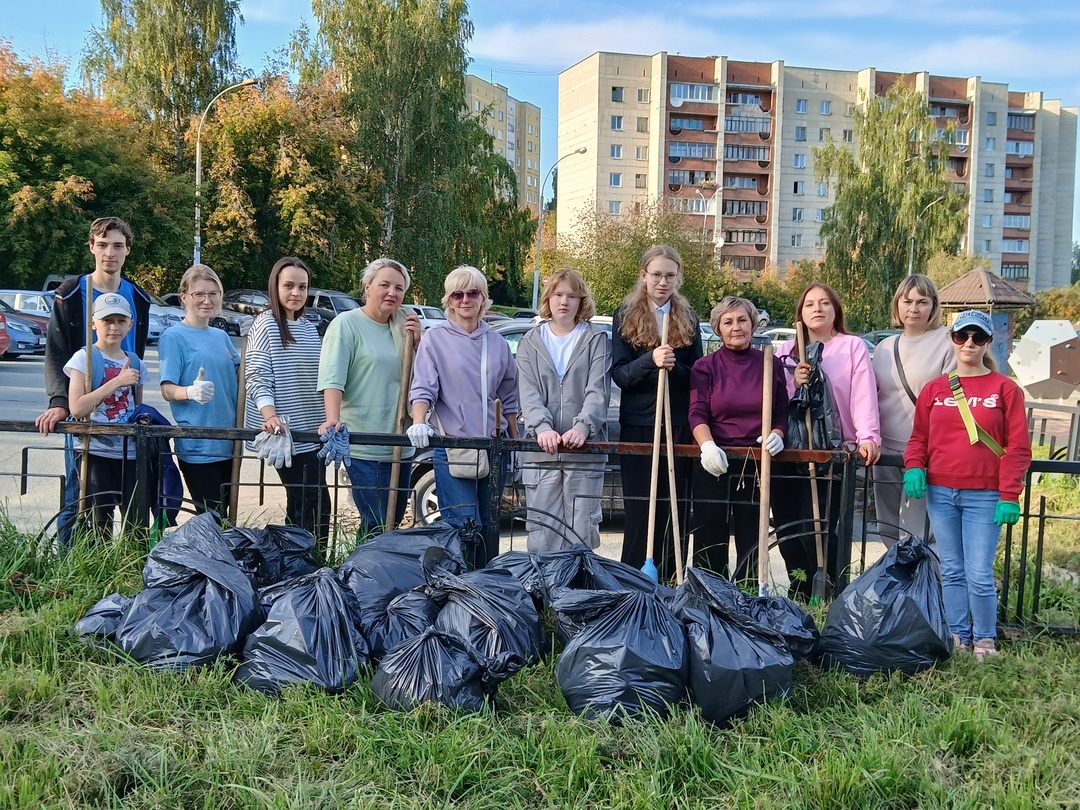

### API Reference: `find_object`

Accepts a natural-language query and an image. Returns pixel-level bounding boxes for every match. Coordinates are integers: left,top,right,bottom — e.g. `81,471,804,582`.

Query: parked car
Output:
861,329,902,348
222,288,270,316
759,327,797,345
0,312,10,357
0,289,53,316
0,301,46,357
408,317,624,524
0,299,48,335
299,288,362,336
511,308,538,320
403,304,448,330
146,293,184,341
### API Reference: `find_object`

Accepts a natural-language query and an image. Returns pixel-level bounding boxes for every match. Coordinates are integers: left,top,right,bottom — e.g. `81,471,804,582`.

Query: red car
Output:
0,312,11,358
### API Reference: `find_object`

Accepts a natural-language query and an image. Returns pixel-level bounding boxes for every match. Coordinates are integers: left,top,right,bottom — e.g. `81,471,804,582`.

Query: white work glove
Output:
700,441,729,477
406,422,434,449
267,416,294,469
186,367,215,404
758,432,784,457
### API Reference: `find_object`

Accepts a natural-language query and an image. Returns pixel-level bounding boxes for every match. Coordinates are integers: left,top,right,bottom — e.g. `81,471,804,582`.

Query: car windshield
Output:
422,308,446,319
331,296,360,312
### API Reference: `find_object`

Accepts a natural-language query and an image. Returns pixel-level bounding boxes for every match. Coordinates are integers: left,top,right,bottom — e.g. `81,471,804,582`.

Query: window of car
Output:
329,295,360,313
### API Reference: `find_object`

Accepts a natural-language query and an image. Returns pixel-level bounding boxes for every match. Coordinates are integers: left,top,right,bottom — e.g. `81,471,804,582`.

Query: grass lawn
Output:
3,522,1080,809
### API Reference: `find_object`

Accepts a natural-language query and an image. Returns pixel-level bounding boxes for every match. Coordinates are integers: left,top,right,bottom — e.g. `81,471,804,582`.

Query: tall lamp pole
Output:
532,147,587,310
194,78,257,264
694,188,710,242
907,194,947,277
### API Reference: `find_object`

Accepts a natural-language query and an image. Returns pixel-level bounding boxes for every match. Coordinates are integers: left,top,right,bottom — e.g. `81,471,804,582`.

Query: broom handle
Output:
644,313,670,568
77,275,93,519
757,345,775,595
796,322,825,575
385,328,415,531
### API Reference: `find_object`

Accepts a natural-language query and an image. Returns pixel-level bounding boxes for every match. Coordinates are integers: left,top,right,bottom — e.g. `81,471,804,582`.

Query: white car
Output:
404,304,449,330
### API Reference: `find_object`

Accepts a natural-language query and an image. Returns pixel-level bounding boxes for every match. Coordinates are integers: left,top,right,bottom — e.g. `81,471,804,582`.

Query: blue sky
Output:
6,0,1080,239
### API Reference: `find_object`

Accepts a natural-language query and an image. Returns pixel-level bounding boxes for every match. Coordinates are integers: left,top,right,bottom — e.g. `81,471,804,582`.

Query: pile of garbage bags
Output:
77,521,951,721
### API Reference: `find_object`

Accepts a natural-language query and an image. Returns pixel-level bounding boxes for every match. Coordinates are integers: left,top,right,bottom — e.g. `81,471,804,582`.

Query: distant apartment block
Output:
557,52,1077,291
466,75,542,215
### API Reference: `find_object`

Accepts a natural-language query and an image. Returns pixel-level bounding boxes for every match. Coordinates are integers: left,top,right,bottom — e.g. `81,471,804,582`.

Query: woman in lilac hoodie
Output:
407,266,519,567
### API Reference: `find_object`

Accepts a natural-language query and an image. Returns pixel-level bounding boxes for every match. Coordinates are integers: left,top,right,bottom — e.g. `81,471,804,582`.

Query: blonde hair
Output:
890,274,942,329
709,296,759,335
618,245,697,349
363,257,411,291
539,267,596,323
441,265,489,317
179,264,224,316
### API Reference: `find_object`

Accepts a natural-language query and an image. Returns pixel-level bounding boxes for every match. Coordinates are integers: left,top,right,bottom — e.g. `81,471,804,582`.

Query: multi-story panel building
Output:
557,52,1077,291
466,74,541,215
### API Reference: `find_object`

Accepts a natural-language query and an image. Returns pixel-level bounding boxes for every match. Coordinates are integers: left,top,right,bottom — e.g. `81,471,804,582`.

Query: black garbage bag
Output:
547,587,631,646
677,567,819,661
425,550,546,665
371,628,524,712
221,524,319,589
234,568,370,695
337,522,468,651
486,551,544,609
76,593,133,646
535,546,658,607
554,590,688,721
671,572,796,726
786,341,843,469
364,589,441,662
818,536,952,677
113,513,261,670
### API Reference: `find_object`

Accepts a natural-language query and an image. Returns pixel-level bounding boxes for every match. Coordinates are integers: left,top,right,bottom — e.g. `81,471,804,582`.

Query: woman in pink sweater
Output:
773,283,880,598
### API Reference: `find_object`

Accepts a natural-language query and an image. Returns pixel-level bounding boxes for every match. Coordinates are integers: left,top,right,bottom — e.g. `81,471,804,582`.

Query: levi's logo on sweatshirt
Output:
932,394,1000,409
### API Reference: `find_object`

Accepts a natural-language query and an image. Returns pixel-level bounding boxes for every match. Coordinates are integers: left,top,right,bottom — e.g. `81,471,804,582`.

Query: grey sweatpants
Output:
522,462,605,552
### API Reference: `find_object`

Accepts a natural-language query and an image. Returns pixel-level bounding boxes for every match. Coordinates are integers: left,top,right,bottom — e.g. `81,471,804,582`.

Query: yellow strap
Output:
948,372,1004,457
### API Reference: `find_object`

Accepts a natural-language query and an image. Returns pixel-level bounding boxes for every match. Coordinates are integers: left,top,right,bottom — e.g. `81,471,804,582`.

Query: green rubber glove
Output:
903,468,926,499
994,500,1021,526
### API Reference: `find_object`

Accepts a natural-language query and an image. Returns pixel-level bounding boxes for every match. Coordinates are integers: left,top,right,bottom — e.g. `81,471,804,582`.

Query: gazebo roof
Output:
937,268,1035,309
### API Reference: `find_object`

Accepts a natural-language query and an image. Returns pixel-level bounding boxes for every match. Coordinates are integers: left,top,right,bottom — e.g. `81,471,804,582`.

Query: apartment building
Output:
466,74,542,215
557,52,1077,291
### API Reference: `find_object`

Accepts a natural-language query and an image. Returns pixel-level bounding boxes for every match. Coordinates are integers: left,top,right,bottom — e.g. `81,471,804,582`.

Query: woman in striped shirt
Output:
244,257,329,545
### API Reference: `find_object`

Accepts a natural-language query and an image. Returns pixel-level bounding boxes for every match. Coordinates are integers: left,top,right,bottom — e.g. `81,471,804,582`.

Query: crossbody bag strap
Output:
948,372,1005,458
893,336,918,406
481,333,489,437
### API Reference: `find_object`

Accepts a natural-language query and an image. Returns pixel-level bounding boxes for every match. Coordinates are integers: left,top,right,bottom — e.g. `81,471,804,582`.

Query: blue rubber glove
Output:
318,424,351,469
903,468,926,499
994,500,1021,526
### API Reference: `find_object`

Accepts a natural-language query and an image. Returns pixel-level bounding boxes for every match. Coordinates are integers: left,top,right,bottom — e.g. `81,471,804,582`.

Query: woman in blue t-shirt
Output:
159,264,240,516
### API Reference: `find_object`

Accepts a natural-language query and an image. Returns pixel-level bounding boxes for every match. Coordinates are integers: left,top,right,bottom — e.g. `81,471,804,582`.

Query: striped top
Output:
244,311,325,454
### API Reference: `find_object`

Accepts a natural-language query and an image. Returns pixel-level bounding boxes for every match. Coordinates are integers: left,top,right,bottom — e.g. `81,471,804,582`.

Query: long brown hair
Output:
268,256,311,348
796,282,848,335
618,245,697,349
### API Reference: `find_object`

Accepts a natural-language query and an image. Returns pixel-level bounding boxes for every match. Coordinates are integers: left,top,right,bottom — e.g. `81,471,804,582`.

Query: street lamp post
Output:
532,147,587,311
194,78,258,264
907,194,947,276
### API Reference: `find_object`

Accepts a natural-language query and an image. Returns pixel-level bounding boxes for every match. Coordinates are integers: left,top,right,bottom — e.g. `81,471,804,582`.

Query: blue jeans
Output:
56,431,80,550
926,485,1001,644
346,458,412,535
432,447,506,567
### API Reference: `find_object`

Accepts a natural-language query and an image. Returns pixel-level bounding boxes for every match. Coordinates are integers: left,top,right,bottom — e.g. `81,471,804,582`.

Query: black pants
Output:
690,454,761,584
86,454,138,536
771,461,845,599
178,458,234,518
275,450,331,547
618,422,693,583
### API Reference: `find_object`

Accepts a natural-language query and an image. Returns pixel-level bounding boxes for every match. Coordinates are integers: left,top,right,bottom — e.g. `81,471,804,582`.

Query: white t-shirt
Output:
63,348,147,459
540,322,586,379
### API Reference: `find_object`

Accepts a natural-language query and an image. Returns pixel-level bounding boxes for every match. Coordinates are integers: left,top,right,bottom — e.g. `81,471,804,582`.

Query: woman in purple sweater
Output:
689,297,788,582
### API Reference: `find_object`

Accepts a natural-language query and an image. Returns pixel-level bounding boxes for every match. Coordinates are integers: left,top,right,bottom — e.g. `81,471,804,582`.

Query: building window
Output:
983,188,994,202
1005,167,1015,179
526,193,532,203
819,127,831,141
611,144,623,159
612,86,624,102
842,129,853,143
497,130,503,140
984,162,994,177
611,115,623,130
1007,113,1035,131
728,91,762,105
722,144,767,161
794,153,806,169
1003,214,1031,229
638,88,651,103
498,111,504,122
792,208,803,221
846,102,855,116
793,181,805,195
817,182,828,197
815,208,826,222
725,176,758,189
986,111,997,126
820,100,831,115
795,126,807,141
636,174,647,189
528,123,534,134
672,141,719,159
610,173,622,187
527,142,534,152
724,199,768,216
792,234,803,247
474,100,481,111
526,158,533,169
670,82,717,101
985,137,995,151
724,116,771,133
609,200,621,215
1001,263,1029,280
1006,140,1035,157
796,98,807,114
637,117,649,132
670,116,706,131
981,239,992,252
636,146,648,160
982,215,992,228
1002,239,1029,253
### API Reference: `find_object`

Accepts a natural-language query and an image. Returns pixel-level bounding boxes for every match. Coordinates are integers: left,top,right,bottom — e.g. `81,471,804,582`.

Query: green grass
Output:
3,520,1080,808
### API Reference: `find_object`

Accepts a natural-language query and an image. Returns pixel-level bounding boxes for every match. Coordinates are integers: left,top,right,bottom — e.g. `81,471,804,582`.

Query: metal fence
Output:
1,419,1077,631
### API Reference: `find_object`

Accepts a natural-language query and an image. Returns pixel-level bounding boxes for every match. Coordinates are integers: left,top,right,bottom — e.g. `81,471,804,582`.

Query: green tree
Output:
307,0,530,303
0,46,189,290
925,252,988,289
814,80,968,331
81,0,243,165
1072,241,1080,285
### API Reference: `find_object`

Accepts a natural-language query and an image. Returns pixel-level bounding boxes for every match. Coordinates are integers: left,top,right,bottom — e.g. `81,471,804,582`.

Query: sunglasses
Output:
951,329,991,346
449,289,482,302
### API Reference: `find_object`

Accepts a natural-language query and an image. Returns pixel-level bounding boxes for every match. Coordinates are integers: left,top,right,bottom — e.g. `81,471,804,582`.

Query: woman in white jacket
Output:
517,268,611,552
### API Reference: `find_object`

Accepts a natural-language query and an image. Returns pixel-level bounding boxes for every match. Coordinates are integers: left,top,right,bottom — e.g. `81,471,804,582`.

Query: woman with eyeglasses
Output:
611,244,703,582
903,310,1030,661
407,266,519,567
244,257,330,546
159,264,240,516
318,258,421,536
872,274,955,546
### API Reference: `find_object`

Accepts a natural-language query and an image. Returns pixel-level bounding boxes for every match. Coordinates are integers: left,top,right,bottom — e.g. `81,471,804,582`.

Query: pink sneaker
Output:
952,634,971,654
973,638,999,662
